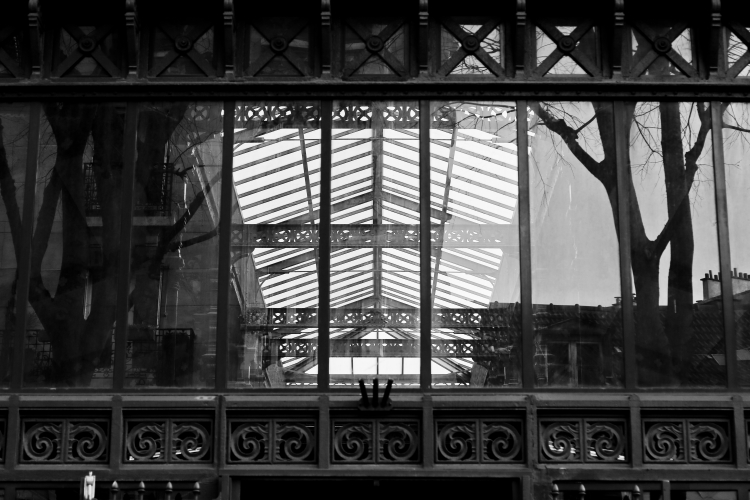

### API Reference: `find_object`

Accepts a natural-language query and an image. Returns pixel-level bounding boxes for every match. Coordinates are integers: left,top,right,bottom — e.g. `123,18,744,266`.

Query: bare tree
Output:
0,101,222,386
533,99,716,386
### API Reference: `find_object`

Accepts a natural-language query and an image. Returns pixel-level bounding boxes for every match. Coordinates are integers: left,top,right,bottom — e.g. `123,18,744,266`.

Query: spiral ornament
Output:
379,423,418,462
229,423,269,462
437,423,477,462
276,423,315,462
540,422,580,461
68,423,108,462
585,422,626,462
126,423,166,461
333,424,373,462
483,423,522,462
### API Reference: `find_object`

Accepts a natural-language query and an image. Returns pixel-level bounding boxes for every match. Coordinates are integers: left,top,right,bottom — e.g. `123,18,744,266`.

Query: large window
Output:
0,100,741,390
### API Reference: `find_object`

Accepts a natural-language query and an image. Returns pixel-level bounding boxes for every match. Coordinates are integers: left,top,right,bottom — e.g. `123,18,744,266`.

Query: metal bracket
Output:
358,378,393,411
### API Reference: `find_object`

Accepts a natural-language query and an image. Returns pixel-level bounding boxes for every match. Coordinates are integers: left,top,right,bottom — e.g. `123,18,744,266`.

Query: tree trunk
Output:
659,102,695,383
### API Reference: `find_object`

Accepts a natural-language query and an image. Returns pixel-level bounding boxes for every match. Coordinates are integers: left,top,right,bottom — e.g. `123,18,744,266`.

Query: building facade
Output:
0,0,749,498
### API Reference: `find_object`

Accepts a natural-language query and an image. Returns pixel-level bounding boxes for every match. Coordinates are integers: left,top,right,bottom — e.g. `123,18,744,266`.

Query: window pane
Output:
430,101,521,388
331,101,420,387
721,102,750,387
26,103,124,388
126,102,223,388
228,102,321,388
530,101,623,388
628,102,722,387
0,103,29,388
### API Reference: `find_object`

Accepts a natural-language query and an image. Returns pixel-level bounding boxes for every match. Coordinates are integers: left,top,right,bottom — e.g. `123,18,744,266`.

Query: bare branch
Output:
535,105,605,182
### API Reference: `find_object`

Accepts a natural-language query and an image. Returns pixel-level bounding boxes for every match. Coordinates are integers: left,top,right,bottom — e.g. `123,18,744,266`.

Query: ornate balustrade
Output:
243,307,523,329
231,224,516,249
3,403,745,471
266,339,502,358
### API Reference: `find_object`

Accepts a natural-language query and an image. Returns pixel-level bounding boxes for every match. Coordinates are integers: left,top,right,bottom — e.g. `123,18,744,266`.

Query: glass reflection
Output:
0,103,29,387
530,101,622,387
26,103,125,388
330,101,420,386
721,102,750,387
430,101,521,388
126,102,223,388
228,102,321,388
628,102,721,387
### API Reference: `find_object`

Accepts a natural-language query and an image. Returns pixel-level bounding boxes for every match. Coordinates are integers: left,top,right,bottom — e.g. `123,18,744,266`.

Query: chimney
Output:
702,269,750,301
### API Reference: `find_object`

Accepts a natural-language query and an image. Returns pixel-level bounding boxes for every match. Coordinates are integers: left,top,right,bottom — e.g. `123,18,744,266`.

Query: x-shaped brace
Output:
247,19,310,76
0,26,23,77
52,25,119,78
630,21,696,78
438,19,503,77
535,21,600,77
150,23,215,77
345,20,405,76
726,22,750,78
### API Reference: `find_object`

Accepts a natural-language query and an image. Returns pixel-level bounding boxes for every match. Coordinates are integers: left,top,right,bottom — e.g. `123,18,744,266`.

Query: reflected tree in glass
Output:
127,102,223,388
0,104,29,386
720,103,750,386
534,101,718,386
529,102,622,388
0,101,222,387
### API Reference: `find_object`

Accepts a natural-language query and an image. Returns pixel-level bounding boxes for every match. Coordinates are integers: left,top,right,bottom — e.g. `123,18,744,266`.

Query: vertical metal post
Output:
12,102,41,390
113,102,139,390
517,101,534,389
711,101,737,390
318,100,332,390
5,395,20,471
422,394,434,467
629,395,644,468
215,101,236,391
318,394,331,468
659,482,669,500
614,100,637,390
732,395,748,466
109,395,123,473
419,99,432,390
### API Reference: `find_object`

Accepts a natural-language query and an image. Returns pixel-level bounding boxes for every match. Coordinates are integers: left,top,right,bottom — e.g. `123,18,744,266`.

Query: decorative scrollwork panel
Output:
437,419,523,463
539,418,627,463
379,422,419,463
333,419,419,463
276,422,316,462
482,421,523,462
333,422,374,463
21,418,109,464
643,418,731,464
124,418,213,464
228,419,316,464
